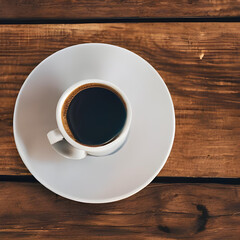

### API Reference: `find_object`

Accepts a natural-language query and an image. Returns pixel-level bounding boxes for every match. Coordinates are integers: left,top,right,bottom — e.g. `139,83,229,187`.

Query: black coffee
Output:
62,84,127,146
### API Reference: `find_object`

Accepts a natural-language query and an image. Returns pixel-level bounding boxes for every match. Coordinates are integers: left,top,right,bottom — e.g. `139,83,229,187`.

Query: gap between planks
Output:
0,175,239,184
1,17,240,24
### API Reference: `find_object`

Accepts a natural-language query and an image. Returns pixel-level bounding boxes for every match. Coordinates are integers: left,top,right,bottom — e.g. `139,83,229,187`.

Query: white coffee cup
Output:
47,79,132,159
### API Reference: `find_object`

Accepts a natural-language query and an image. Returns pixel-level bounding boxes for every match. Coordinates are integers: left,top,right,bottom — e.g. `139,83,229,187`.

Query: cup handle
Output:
47,128,64,144
47,129,87,159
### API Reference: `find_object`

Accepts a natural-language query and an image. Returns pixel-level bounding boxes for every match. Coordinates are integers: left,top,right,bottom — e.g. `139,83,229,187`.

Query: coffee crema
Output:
61,83,127,146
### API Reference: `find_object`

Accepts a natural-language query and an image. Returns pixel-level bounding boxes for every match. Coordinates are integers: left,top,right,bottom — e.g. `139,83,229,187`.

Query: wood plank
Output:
0,23,239,177
0,0,240,20
0,182,239,239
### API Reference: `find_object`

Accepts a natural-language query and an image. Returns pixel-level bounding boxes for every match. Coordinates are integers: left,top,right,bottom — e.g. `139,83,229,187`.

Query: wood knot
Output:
196,204,209,233
158,225,170,233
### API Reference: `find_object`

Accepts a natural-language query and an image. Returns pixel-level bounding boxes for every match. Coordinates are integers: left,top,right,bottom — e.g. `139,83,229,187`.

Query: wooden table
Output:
0,1,240,239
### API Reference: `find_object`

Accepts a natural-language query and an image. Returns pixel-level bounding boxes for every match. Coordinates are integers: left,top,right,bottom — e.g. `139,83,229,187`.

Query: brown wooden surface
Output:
1,0,240,20
0,23,239,177
1,1,240,239
0,182,239,239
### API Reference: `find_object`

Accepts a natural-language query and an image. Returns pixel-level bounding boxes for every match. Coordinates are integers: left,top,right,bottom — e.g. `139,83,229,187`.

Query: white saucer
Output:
14,43,175,203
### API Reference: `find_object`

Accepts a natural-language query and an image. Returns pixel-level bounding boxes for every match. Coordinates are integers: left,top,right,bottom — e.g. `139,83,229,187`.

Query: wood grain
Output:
0,0,240,20
0,182,239,239
0,23,239,177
